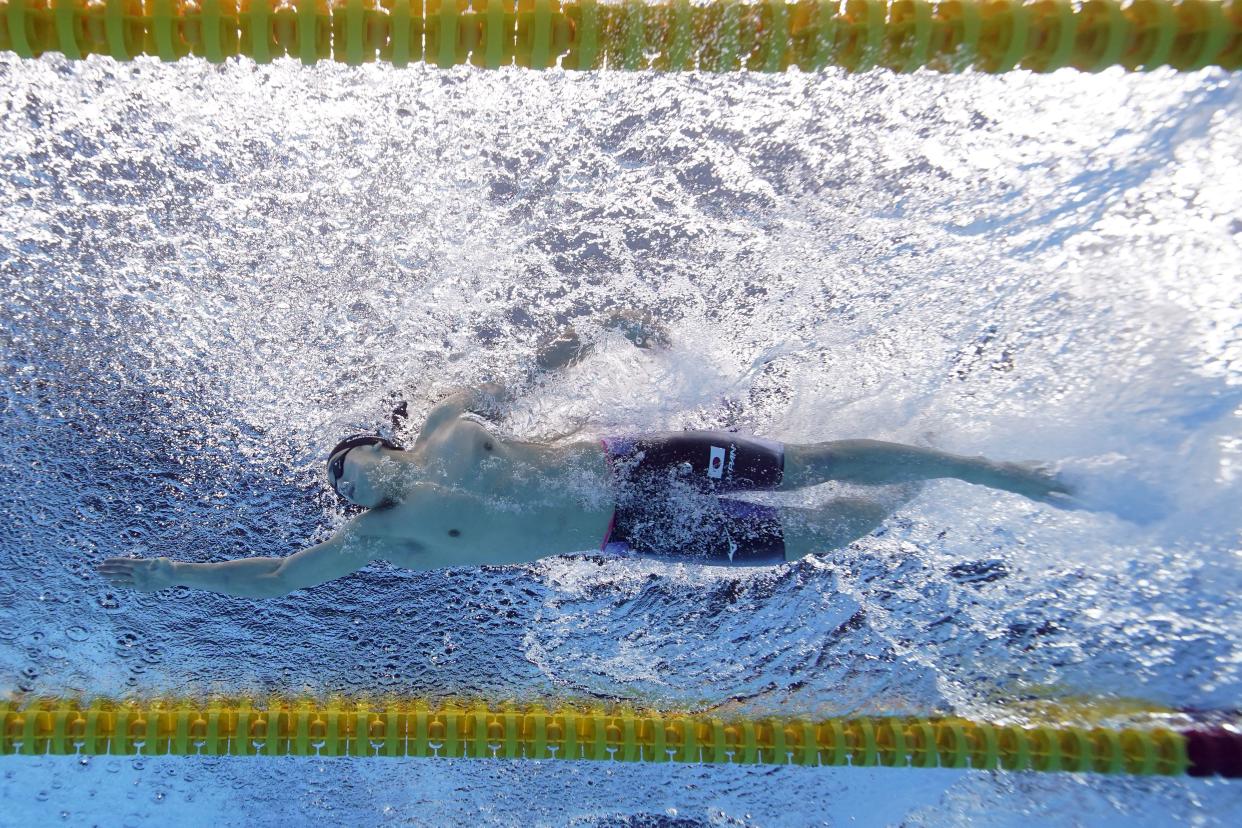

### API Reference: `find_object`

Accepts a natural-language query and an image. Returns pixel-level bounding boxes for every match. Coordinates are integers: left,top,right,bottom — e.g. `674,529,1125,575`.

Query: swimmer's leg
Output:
781,439,1073,506
779,485,921,561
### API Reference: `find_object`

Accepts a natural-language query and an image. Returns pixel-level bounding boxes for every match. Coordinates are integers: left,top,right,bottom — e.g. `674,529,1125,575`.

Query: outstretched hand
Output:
96,557,174,593
602,308,672,350
534,328,589,372
534,309,671,374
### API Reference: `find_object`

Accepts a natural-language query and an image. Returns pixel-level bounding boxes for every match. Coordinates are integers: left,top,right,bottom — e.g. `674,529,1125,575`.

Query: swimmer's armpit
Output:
421,382,513,438
464,381,511,416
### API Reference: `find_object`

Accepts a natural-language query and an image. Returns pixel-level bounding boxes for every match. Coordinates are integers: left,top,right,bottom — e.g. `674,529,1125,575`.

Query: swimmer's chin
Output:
344,495,401,511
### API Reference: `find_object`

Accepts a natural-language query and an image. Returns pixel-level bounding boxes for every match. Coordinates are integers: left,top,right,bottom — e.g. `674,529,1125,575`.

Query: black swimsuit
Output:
600,431,786,565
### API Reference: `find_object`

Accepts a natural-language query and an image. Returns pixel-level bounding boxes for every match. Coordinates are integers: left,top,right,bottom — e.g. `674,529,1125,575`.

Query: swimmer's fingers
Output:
96,558,139,582
992,461,1078,504
1015,469,1101,513
96,557,172,592
535,327,591,372
1045,467,1075,496
1012,460,1074,491
603,309,671,350
1038,472,1076,499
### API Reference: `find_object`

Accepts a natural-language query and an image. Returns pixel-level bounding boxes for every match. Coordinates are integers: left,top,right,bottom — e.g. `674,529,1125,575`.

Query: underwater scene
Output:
1,15,1240,825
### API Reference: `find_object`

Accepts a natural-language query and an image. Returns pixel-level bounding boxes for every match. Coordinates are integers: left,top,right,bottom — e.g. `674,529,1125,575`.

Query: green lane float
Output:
2,697,1239,776
0,0,1238,72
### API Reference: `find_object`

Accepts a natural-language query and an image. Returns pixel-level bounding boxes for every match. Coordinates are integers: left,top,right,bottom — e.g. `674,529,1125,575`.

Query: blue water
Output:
1,50,1240,826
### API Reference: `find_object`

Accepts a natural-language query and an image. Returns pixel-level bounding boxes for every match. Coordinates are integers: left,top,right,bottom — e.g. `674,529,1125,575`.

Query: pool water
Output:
1,51,1240,825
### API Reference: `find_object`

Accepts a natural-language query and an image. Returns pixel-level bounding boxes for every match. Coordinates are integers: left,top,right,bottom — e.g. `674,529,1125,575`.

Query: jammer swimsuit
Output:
599,431,786,565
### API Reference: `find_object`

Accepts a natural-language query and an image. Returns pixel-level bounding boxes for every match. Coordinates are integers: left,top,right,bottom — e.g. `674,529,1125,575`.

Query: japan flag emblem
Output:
707,445,726,479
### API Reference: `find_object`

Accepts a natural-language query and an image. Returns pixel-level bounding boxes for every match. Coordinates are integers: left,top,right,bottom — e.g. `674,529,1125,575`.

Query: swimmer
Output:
98,312,1076,598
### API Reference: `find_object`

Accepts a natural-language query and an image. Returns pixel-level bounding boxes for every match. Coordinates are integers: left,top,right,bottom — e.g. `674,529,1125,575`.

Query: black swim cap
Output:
327,434,403,499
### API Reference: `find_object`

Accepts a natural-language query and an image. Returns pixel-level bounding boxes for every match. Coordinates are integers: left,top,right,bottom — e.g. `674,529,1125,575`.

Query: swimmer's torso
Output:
358,417,614,569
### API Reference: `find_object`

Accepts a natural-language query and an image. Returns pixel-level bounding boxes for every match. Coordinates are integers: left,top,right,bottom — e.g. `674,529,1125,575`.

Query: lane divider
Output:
0,0,1238,72
2,697,1239,775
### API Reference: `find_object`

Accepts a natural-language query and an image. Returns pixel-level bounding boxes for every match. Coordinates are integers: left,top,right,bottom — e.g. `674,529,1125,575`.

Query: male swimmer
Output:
98,314,1076,598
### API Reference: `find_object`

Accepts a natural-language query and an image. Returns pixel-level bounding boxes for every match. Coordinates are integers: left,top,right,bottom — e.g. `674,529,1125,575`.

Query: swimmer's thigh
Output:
638,431,784,492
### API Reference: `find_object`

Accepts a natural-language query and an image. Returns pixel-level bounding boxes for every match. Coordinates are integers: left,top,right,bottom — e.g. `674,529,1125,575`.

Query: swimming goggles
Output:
327,434,401,498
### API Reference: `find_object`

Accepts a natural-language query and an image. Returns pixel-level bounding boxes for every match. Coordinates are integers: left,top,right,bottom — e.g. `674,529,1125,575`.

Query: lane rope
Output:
2,697,1239,775
1,0,1238,72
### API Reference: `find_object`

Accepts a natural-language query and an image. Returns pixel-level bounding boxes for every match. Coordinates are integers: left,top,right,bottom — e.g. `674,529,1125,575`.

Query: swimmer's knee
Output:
780,442,850,490
780,444,823,490
783,545,809,563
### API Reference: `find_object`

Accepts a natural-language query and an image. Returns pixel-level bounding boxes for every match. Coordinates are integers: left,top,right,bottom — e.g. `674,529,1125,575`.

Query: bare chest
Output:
362,484,601,570
414,419,509,491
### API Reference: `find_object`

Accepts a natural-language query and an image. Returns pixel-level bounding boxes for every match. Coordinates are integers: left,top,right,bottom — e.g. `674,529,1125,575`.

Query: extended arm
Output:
97,523,380,599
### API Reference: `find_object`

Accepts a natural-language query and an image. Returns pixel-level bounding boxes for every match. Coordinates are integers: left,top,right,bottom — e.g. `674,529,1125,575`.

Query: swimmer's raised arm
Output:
534,309,671,373
419,381,512,439
416,310,669,440
96,522,379,599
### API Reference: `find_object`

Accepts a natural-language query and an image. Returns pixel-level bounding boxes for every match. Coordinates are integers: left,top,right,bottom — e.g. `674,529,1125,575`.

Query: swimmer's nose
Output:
339,481,356,499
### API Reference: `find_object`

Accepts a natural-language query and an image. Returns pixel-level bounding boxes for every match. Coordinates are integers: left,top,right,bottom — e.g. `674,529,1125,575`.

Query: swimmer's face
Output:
329,442,392,509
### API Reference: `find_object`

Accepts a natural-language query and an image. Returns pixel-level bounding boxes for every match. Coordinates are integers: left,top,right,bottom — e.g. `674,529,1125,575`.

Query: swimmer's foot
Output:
984,460,1081,509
